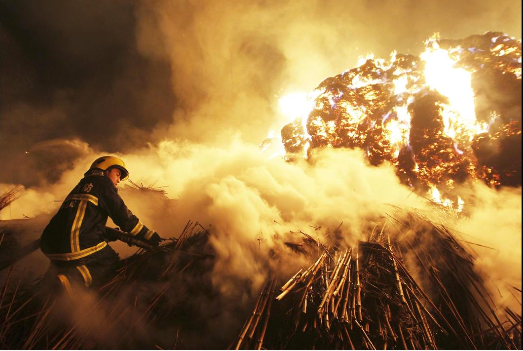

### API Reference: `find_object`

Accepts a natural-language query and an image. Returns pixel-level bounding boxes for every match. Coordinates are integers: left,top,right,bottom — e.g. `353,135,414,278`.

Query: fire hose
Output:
0,227,158,272
103,227,157,250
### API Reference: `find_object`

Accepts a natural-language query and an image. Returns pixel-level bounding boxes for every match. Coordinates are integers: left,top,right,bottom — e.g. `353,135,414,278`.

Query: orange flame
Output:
275,32,522,211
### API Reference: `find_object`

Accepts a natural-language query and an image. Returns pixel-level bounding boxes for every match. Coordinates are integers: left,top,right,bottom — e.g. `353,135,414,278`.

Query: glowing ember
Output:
279,32,522,209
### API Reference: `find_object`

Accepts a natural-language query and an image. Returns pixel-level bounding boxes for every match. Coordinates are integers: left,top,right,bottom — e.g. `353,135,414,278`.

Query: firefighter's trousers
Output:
42,245,119,295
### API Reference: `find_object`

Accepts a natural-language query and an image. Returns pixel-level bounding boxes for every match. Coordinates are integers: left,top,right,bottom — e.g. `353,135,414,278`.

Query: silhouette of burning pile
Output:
281,32,521,204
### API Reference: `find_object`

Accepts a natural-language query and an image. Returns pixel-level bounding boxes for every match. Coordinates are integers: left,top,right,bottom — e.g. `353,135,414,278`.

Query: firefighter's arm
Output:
104,227,157,250
101,180,161,246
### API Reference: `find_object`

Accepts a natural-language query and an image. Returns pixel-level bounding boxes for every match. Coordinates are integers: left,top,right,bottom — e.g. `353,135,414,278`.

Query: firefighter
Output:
40,156,161,294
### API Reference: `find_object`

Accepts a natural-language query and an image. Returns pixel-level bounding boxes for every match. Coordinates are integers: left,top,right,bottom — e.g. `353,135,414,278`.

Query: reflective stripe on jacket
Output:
40,171,154,261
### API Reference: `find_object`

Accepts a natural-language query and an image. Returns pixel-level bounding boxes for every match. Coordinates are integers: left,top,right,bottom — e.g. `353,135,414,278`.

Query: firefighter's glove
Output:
103,227,119,242
149,232,162,247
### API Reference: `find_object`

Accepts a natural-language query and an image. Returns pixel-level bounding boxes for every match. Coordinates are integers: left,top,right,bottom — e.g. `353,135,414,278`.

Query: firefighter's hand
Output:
148,232,162,247
104,227,120,242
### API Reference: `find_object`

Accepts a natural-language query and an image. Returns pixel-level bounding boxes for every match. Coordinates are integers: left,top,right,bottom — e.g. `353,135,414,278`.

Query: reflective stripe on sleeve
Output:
129,222,144,236
144,229,155,240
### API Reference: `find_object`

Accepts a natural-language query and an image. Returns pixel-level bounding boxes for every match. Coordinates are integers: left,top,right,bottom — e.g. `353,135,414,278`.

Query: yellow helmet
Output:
89,156,129,180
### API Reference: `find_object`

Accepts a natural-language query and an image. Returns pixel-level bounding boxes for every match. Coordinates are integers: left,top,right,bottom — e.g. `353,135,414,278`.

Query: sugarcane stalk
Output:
51,324,79,350
255,279,275,350
355,250,362,322
333,250,350,303
355,319,376,350
343,324,356,350
333,274,346,317
2,293,38,325
322,262,328,290
0,268,24,340
22,298,55,349
247,281,272,340
350,269,356,328
376,222,387,243
403,283,445,332
387,234,407,306
277,261,317,301
299,230,331,259
368,223,378,242
333,248,352,312
280,268,303,292
384,304,397,341
275,280,298,300
318,250,347,314
235,282,267,350
159,220,194,279
302,291,308,313
394,243,465,345
298,252,327,308
505,307,521,324
398,324,409,350
341,259,352,322
429,267,477,349
0,265,14,313
461,268,518,349
407,329,417,350
414,299,437,349
401,284,421,327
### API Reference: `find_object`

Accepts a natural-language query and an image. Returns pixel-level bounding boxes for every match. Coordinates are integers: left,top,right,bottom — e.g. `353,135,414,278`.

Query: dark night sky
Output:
1,0,176,185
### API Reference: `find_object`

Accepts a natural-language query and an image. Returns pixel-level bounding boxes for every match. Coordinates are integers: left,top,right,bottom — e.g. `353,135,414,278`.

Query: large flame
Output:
276,32,522,210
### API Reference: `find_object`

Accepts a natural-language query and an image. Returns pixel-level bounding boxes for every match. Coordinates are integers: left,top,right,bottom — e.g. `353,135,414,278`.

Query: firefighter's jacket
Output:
40,171,154,261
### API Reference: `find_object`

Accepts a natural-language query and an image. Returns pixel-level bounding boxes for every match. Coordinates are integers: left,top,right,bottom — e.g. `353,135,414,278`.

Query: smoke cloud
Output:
1,0,521,185
1,0,521,345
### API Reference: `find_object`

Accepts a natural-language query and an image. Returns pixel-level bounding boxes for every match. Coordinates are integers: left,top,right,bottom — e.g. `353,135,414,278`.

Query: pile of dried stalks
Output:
232,212,521,350
0,221,214,349
1,201,521,349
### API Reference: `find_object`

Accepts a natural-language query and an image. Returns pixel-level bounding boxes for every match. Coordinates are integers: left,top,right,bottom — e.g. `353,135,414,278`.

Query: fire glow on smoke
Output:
266,32,522,211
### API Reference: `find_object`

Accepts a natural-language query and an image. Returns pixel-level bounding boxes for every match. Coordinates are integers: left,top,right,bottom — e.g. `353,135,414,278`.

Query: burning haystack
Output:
279,32,521,207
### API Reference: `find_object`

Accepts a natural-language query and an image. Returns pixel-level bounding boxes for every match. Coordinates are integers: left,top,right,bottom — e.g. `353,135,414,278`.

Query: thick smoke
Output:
1,0,521,346
0,0,176,186
1,0,521,185
452,183,522,310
